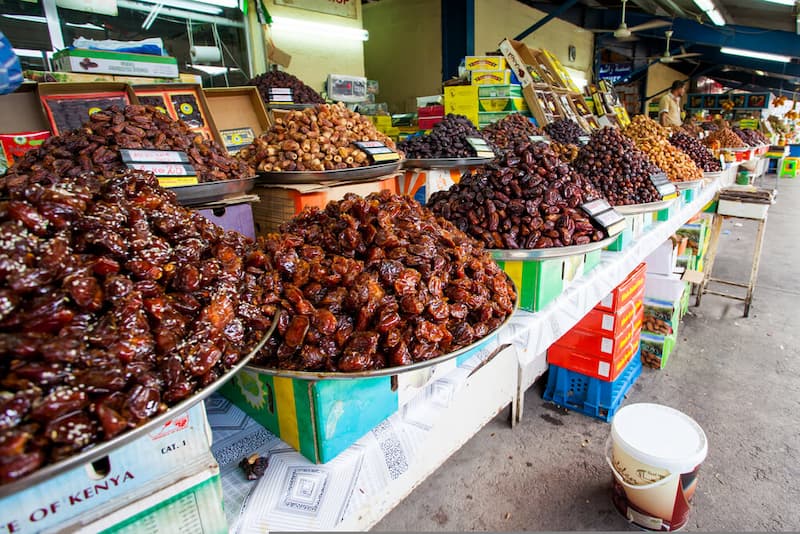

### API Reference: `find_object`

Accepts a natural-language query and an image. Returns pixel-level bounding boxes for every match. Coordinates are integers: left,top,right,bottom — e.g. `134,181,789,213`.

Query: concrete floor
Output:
375,175,800,532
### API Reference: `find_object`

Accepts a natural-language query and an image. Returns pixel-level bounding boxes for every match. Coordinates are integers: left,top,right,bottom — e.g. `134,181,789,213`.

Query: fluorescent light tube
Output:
693,0,716,11
761,0,796,6
721,47,792,62
136,0,223,15
13,48,49,58
271,17,369,41
2,14,47,23
707,8,726,25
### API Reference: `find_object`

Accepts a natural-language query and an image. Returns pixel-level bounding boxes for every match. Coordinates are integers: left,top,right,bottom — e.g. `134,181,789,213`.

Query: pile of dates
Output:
543,118,586,145
733,127,768,147
248,70,325,105
427,140,605,249
669,132,722,172
0,170,276,484
3,105,252,190
551,141,579,163
237,103,399,172
703,127,746,148
253,191,516,371
398,114,488,159
480,113,542,151
622,114,671,141
623,116,702,183
573,127,662,206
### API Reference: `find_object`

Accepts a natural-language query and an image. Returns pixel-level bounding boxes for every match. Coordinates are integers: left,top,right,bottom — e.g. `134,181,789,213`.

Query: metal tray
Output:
269,103,317,110
0,321,276,498
402,157,495,169
488,231,621,261
245,278,518,380
614,197,676,215
675,178,705,190
257,161,403,185
703,170,725,181
170,177,256,206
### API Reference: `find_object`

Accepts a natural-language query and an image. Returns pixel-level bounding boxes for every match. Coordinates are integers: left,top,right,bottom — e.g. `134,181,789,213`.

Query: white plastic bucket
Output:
606,403,708,531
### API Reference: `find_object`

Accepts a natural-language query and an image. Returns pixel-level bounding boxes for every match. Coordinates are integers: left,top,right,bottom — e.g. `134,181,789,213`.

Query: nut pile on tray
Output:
427,140,605,249
702,127,746,148
398,114,488,159
253,191,516,372
0,170,276,484
481,113,542,151
669,132,722,172
237,103,399,172
248,70,325,105
733,127,768,147
543,118,586,145
2,105,253,190
622,116,703,183
573,127,662,206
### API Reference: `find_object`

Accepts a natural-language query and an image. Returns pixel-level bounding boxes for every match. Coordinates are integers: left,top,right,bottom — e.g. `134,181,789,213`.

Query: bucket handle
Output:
605,438,680,490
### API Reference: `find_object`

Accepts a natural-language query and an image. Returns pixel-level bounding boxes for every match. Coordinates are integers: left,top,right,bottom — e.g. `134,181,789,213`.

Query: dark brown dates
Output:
398,114,490,159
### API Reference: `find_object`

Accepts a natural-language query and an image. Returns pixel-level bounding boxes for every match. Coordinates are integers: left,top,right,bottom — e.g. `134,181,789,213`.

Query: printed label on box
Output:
128,162,197,176
220,127,256,154
120,149,189,163
598,361,611,378
601,337,613,354
601,314,615,331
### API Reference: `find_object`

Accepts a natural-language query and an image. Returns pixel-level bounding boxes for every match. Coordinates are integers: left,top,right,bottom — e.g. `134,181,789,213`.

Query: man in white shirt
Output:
659,80,686,127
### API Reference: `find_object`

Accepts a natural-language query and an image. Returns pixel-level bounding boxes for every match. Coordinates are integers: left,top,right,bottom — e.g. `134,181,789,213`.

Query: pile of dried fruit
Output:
623,116,703,183
0,169,276,484
237,103,399,172
481,113,542,151
669,132,722,172
733,127,768,147
551,141,579,163
253,191,516,371
427,140,605,249
248,70,325,105
398,114,488,159
622,114,671,141
3,105,253,189
573,127,663,206
702,127,746,148
544,118,586,145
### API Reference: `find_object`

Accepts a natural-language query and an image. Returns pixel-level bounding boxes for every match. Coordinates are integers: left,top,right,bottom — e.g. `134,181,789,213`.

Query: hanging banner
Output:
274,0,357,19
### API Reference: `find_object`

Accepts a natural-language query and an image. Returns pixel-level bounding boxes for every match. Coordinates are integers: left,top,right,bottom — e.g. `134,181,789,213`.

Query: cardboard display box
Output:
595,263,646,312
478,84,522,98
24,70,200,85
548,333,640,382
470,69,512,86
574,297,643,337
645,239,678,276
398,167,463,205
133,84,222,145
36,82,139,135
443,85,479,126
465,56,507,71
640,331,677,369
605,213,646,252
553,303,642,362
0,83,51,171
643,296,681,337
197,197,257,239
53,49,179,79
203,86,271,155
478,97,527,113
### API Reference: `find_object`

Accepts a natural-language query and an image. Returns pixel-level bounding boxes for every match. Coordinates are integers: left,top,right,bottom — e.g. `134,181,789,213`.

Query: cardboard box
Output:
443,85,479,125
471,69,512,85
203,87,271,154
643,296,681,337
24,69,115,83
53,49,179,79
576,298,642,337
37,82,139,135
548,334,640,382
465,56,507,71
478,97,527,112
419,116,444,130
398,167,461,205
645,272,687,303
596,263,646,312
197,200,257,240
478,84,523,98
478,110,531,128
133,84,222,145
640,331,677,369
717,199,770,219
253,177,398,235
645,240,678,276
605,213,646,252
0,403,211,534
553,304,642,361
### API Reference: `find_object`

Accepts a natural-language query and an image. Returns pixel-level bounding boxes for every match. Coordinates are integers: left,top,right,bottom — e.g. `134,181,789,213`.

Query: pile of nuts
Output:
623,116,703,183
481,113,542,151
702,127,746,148
669,132,722,172
237,103,399,172
3,105,253,190
544,118,586,145
573,127,663,206
398,114,487,159
253,191,516,371
733,127,768,147
248,70,325,105
0,169,276,484
551,141,579,163
427,140,605,249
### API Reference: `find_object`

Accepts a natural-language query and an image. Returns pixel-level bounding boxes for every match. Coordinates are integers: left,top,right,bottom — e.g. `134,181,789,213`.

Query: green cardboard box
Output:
640,331,677,369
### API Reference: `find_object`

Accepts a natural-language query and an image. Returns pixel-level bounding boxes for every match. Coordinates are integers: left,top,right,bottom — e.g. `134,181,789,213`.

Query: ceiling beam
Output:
513,0,581,41
690,46,800,81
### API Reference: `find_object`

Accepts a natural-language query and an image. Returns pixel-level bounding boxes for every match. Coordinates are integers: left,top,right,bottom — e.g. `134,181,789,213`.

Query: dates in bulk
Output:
543,118,586,145
622,115,702,183
236,103,399,172
669,132,722,172
427,139,605,249
254,191,516,372
551,141,579,163
732,127,768,147
573,127,662,206
2,105,253,192
0,170,276,485
622,114,671,141
481,113,542,151
398,114,488,159
703,127,746,148
248,70,325,105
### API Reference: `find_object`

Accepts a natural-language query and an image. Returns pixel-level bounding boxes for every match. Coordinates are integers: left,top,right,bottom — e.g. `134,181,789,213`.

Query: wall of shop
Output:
645,63,686,109
266,0,365,95
363,0,443,113
472,0,594,80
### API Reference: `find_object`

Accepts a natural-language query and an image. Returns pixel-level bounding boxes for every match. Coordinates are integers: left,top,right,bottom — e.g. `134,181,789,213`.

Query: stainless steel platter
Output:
703,171,725,181
402,157,495,169
245,277,518,380
675,178,705,190
488,231,621,261
257,161,403,185
269,103,317,110
614,197,676,215
0,322,276,498
170,177,256,206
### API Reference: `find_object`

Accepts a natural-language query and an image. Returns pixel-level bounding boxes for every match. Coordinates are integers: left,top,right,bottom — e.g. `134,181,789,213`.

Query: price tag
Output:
580,199,625,237
466,137,495,158
120,149,189,163
268,87,293,104
578,135,590,145
128,162,197,177
220,127,256,154
353,140,400,163
649,173,678,200
529,135,550,144
157,176,199,187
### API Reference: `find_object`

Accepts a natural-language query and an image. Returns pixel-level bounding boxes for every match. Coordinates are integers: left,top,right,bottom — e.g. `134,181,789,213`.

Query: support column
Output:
441,0,474,81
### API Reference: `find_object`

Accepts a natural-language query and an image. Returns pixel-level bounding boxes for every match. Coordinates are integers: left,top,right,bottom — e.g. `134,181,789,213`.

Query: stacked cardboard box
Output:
641,272,687,369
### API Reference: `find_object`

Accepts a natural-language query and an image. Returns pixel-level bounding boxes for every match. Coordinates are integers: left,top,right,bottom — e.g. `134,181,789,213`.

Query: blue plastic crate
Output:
543,347,642,422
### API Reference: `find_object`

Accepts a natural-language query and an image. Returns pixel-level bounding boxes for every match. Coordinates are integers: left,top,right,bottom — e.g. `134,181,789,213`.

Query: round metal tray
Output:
703,170,725,181
171,177,255,206
257,161,403,185
0,321,277,498
268,103,317,110
488,231,621,261
675,178,705,190
246,278,518,380
402,157,495,170
614,197,676,215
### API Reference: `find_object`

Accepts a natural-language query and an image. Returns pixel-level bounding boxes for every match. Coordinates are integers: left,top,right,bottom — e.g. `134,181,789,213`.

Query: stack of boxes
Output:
543,264,646,421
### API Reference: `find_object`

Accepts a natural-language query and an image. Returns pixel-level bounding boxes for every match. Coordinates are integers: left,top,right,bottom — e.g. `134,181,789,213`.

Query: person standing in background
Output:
659,80,686,127
0,31,22,95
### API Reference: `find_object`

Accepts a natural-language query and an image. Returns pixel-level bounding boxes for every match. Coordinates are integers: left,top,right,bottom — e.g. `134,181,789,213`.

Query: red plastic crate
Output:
595,263,646,312
418,116,444,130
548,334,641,382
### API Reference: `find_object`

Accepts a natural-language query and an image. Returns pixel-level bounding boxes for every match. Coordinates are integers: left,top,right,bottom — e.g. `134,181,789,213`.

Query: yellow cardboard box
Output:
471,70,512,85
465,56,506,71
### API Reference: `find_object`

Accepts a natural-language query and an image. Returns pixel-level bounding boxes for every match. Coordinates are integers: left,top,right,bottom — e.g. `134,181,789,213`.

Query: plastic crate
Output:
543,347,642,422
